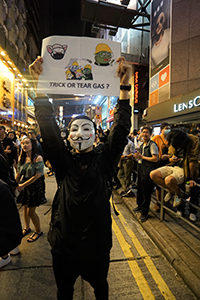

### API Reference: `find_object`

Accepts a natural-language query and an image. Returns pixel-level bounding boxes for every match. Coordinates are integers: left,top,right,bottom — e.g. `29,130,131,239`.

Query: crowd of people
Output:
1,55,200,300
0,126,49,268
114,124,200,224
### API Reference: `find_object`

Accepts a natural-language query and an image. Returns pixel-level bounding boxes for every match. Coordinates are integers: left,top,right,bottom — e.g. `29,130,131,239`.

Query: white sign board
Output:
92,0,138,10
37,36,121,96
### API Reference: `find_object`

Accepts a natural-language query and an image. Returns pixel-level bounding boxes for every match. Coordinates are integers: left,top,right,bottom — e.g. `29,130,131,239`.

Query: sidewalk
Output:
115,189,200,300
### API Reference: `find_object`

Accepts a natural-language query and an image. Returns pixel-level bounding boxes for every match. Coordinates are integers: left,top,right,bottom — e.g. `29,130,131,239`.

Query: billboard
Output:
149,0,171,106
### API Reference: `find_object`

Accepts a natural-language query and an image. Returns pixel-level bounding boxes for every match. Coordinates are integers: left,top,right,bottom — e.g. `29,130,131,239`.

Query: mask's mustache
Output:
72,136,90,141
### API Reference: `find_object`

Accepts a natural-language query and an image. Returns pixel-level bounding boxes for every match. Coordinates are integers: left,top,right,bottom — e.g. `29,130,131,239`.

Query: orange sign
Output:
134,71,139,104
159,65,170,88
149,90,159,107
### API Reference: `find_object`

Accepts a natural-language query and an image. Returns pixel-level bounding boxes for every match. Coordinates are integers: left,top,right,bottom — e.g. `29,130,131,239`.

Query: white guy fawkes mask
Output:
69,118,95,151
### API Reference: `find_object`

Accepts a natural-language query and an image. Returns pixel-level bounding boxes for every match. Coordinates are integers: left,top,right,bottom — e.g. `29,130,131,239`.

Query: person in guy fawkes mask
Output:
150,128,199,215
29,55,132,300
68,116,96,151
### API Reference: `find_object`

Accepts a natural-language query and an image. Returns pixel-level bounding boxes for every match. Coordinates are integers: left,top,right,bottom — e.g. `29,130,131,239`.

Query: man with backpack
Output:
29,56,132,300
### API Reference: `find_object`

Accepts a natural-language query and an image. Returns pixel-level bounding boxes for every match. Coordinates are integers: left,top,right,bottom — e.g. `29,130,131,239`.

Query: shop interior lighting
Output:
7,61,12,65
0,51,6,56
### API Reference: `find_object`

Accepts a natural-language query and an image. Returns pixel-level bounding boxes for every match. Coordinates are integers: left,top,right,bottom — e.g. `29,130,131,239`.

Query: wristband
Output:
120,84,131,91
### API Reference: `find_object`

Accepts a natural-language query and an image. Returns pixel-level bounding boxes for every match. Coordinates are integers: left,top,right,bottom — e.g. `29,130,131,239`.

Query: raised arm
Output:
29,57,67,183
104,58,132,172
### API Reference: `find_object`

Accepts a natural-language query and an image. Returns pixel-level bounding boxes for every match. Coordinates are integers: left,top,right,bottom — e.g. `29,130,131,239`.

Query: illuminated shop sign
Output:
134,71,139,104
174,96,200,113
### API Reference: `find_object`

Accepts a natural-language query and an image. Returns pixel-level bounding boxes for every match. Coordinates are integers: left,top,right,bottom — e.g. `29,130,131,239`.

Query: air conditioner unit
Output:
6,16,12,31
17,38,22,49
17,18,22,30
14,5,19,20
23,41,27,52
14,44,19,54
91,25,99,34
109,29,118,36
5,0,12,8
14,24,19,36
22,24,27,38
2,25,8,39
2,0,8,14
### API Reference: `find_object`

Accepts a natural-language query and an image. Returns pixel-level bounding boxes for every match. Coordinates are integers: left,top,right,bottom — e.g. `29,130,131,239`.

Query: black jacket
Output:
138,139,158,175
35,98,131,260
0,180,22,256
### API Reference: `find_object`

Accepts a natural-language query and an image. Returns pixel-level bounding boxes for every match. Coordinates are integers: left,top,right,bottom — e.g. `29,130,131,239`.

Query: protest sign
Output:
37,36,121,96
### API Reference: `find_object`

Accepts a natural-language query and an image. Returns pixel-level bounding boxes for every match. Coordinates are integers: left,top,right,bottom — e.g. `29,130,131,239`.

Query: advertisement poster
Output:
37,36,121,96
149,0,171,106
150,0,171,77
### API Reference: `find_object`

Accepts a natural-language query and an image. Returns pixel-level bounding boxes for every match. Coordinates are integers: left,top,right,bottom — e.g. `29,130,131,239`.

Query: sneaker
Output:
41,197,47,204
10,247,20,256
140,214,148,223
173,194,182,207
189,213,197,222
131,184,137,189
133,206,142,212
47,172,54,177
120,191,126,196
122,189,135,197
0,255,11,268
164,192,174,202
153,203,160,212
176,210,182,217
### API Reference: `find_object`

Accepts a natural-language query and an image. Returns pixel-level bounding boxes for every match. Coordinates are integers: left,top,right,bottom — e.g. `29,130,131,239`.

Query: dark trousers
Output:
52,252,110,300
137,164,155,215
117,158,134,191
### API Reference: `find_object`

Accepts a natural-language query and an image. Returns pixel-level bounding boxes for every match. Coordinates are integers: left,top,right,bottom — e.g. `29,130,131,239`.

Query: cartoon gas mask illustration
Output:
94,43,114,66
47,44,68,60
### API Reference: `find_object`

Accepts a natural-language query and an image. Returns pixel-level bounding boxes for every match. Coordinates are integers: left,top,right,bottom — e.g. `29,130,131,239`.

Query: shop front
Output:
0,47,32,131
143,88,200,129
0,59,15,129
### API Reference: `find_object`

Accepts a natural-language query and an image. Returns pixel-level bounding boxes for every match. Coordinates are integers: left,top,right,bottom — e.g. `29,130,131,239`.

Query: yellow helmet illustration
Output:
94,43,112,54
72,61,78,66
84,64,92,69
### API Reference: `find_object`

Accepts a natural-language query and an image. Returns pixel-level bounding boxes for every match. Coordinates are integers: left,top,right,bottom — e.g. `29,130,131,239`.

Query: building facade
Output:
144,0,200,130
0,0,42,130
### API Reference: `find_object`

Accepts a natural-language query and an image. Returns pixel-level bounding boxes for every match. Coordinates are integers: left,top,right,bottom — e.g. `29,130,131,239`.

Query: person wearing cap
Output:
29,56,132,300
